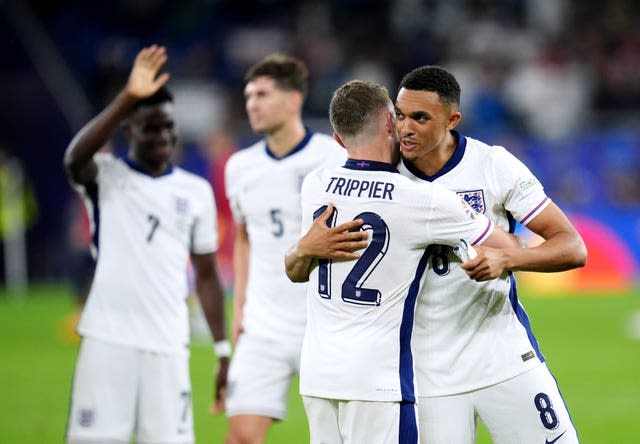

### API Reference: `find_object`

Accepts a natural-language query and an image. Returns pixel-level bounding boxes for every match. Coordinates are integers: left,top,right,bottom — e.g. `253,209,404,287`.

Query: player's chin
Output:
250,123,272,135
145,146,173,166
399,148,418,161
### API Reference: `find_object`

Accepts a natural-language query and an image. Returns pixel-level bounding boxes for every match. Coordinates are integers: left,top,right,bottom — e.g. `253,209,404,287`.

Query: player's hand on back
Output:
126,44,170,99
460,245,508,282
299,203,369,262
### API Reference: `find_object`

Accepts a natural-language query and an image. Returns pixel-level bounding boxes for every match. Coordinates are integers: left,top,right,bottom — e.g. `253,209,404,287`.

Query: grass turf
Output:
0,284,638,443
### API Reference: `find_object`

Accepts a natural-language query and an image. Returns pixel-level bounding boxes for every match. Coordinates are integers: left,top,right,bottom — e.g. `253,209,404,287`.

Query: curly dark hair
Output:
399,66,460,106
132,86,174,111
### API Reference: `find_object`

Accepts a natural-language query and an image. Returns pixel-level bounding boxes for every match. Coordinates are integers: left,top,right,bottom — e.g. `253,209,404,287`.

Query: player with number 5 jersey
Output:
223,54,346,443
225,130,344,342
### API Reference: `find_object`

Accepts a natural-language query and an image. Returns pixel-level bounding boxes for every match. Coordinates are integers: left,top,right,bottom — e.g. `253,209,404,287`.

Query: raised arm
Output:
63,44,170,184
284,203,368,282
191,252,229,414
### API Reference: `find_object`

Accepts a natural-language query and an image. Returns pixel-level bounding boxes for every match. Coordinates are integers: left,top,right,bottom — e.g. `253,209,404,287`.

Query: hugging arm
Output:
285,203,368,282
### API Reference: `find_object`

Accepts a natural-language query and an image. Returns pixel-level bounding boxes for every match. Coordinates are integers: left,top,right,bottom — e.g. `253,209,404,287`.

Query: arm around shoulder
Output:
284,242,316,283
284,202,367,282
503,202,587,272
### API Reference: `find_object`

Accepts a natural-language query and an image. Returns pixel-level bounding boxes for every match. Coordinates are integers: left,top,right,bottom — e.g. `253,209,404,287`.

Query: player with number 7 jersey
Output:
76,153,218,352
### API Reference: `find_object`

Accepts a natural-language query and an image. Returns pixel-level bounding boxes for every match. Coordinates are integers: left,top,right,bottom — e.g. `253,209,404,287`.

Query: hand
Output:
209,357,229,415
459,245,509,282
126,44,170,99
298,203,369,261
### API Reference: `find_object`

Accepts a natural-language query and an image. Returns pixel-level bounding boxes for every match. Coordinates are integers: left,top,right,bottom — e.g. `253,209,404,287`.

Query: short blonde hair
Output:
329,80,391,137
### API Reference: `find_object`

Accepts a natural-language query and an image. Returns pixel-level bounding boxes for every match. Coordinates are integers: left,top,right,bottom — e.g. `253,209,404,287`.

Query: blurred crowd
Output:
25,0,639,132
1,0,639,281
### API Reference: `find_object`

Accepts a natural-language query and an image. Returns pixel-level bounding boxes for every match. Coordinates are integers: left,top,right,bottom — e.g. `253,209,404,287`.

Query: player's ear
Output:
287,90,304,112
447,110,462,130
120,110,135,139
333,132,347,149
385,110,395,134
121,116,133,138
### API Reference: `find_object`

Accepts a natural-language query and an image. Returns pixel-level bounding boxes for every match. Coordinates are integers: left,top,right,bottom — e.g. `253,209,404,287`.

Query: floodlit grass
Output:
1,284,638,443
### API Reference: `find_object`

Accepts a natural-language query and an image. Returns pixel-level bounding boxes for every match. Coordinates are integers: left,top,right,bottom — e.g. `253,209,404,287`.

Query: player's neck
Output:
348,139,394,165
413,133,456,176
127,153,171,177
266,120,306,158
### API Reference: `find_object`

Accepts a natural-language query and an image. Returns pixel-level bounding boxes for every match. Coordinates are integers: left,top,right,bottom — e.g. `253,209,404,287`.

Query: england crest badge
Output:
456,190,486,214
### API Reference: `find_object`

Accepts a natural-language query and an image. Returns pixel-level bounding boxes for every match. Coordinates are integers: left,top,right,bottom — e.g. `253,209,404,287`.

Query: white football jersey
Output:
398,131,551,396
225,130,346,340
299,159,494,402
76,153,218,354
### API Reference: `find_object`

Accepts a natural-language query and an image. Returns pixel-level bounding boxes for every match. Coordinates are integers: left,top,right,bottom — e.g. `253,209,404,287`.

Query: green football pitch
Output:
1,284,638,443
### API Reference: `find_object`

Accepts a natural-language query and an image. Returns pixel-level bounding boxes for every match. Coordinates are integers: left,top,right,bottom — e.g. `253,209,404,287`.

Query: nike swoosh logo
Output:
545,430,566,444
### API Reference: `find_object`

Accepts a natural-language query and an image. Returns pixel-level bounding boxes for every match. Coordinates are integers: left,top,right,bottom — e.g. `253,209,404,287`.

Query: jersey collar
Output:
401,130,466,182
123,157,174,177
265,127,313,160
343,158,399,173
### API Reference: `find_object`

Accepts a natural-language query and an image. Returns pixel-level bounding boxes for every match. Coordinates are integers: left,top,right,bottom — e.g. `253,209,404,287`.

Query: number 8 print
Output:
534,392,559,430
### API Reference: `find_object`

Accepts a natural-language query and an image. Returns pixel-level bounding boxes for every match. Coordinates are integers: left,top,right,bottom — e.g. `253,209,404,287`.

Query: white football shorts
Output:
225,332,302,419
302,396,419,444
418,363,578,444
66,336,193,444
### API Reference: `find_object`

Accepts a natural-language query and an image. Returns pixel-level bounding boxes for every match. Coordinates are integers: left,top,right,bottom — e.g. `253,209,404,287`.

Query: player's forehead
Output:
131,102,174,124
244,75,280,97
395,88,443,113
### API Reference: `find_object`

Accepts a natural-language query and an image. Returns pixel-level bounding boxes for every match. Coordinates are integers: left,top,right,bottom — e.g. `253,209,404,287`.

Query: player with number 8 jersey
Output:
394,66,583,444
286,80,518,444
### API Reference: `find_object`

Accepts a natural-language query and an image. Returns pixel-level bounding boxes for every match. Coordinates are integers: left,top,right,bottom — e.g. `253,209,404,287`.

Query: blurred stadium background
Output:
0,0,638,442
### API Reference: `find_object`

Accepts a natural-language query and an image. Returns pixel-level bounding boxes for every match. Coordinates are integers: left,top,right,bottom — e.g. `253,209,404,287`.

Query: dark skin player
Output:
64,44,229,413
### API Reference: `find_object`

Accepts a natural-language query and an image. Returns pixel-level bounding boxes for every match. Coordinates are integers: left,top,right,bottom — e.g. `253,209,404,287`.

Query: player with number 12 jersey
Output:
298,159,494,403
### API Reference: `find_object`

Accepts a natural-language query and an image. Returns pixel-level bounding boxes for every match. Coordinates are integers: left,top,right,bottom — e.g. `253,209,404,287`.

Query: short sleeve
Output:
224,154,245,224
191,181,218,254
491,147,550,225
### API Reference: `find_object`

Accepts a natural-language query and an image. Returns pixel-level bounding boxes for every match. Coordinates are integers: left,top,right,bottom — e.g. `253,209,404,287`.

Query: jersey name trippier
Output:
299,159,494,402
225,130,346,340
398,130,551,397
76,153,217,354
